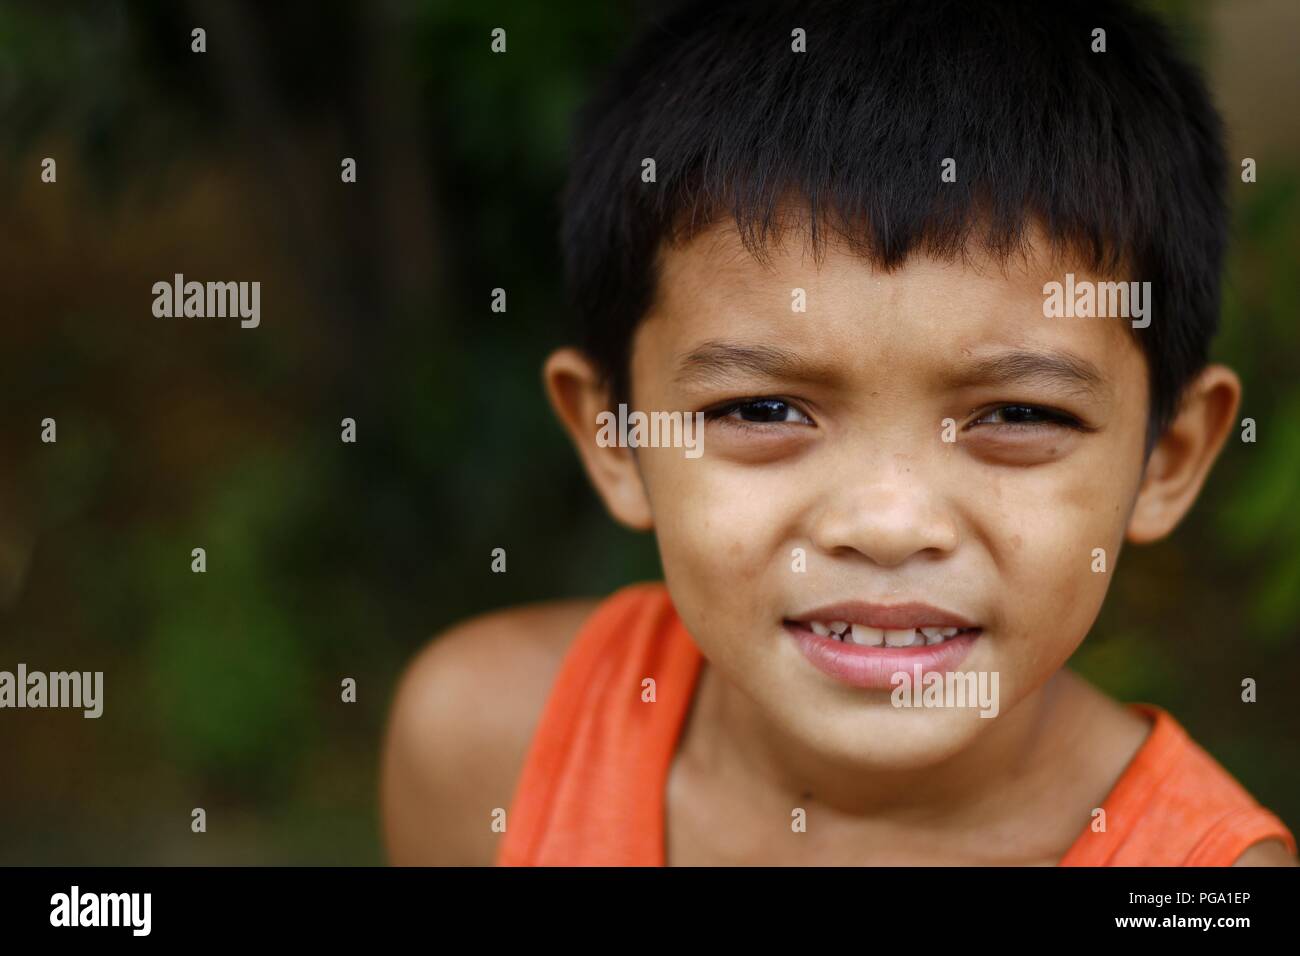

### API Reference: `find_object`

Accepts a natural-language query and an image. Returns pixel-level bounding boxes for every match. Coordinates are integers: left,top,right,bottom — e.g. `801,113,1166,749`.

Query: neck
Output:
689,663,1075,821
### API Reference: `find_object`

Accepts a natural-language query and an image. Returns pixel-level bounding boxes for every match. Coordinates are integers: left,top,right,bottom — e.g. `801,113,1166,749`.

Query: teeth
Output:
849,624,884,646
806,621,970,645
921,626,959,645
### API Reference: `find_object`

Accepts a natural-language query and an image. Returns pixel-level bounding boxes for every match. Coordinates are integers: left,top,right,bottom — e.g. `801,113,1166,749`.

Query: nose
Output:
806,456,960,567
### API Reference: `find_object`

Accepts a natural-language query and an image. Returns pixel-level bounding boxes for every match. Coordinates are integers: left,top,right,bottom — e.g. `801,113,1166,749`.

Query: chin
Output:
790,698,997,770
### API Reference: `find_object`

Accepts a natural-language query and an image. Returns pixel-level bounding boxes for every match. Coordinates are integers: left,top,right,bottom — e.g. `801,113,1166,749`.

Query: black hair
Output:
558,0,1228,444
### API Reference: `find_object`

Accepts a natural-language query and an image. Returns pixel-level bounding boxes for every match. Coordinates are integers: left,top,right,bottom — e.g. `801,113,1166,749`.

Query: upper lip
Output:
786,601,979,631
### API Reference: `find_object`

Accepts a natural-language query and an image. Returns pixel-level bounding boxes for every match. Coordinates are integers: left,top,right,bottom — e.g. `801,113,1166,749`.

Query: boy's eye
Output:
968,404,1082,429
707,398,814,426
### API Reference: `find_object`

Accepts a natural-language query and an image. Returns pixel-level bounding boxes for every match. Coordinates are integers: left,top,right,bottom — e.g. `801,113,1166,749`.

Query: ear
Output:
543,348,654,531
1126,364,1242,544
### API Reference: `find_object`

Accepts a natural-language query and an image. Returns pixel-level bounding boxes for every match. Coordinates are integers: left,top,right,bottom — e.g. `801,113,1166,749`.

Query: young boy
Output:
381,0,1297,865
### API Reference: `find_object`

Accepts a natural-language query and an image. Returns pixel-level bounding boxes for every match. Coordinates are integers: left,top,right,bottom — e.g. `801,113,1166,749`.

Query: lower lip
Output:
786,623,981,690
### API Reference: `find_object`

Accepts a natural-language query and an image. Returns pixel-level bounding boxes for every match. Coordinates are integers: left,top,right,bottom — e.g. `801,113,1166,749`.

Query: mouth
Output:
783,601,983,689
791,619,978,648
786,600,980,644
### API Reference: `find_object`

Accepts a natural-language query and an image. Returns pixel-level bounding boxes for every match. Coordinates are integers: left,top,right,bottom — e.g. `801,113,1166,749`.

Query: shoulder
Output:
380,597,600,865
1232,840,1298,866
1063,673,1298,866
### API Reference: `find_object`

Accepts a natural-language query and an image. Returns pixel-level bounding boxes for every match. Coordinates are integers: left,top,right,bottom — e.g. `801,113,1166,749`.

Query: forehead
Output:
636,217,1144,388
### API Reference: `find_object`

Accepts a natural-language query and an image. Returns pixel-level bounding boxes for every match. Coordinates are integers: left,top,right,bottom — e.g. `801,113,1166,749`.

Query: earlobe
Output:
542,348,654,530
1125,364,1241,545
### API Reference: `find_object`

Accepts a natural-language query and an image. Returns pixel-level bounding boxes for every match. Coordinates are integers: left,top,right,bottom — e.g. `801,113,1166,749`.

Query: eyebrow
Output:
946,349,1109,400
674,340,1109,401
674,341,836,388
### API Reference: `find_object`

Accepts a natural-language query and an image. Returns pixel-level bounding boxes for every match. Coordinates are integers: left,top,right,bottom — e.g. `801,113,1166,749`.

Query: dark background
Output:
0,0,1296,863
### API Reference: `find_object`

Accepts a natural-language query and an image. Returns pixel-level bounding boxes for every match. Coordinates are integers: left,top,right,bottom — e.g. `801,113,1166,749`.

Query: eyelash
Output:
967,404,1086,431
703,397,814,428
702,398,1086,432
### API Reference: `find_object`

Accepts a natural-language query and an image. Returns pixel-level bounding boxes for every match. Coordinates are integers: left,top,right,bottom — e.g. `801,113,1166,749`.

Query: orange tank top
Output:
495,582,1296,866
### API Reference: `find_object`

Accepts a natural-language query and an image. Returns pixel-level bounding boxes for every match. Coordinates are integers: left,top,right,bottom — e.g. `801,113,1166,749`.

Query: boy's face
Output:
548,217,1238,770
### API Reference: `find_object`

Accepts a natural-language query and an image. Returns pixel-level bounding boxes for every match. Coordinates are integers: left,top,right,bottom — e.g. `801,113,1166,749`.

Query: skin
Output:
381,215,1295,866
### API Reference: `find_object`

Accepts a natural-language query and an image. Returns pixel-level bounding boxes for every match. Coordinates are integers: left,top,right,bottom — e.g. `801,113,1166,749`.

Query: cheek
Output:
649,456,787,566
641,454,798,637
985,445,1139,656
